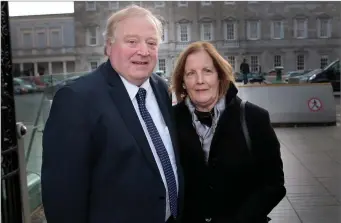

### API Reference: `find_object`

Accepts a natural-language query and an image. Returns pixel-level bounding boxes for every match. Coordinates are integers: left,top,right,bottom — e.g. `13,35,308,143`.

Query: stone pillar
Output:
34,62,38,76
48,62,52,75
20,63,24,72
63,61,67,74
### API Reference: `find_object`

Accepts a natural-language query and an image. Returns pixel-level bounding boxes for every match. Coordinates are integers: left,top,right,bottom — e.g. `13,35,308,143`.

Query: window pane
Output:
50,31,61,47
226,23,234,40
36,32,46,48
297,55,305,70
23,33,32,48
251,56,259,72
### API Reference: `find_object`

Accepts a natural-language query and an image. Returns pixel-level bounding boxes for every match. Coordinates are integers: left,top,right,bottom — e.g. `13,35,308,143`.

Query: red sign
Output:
307,97,323,112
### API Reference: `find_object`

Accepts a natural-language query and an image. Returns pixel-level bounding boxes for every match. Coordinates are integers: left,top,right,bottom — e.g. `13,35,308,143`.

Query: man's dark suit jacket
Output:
173,83,286,223
42,60,184,223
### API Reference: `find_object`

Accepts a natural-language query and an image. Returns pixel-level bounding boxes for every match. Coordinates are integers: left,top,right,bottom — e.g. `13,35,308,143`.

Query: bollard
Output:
275,66,284,83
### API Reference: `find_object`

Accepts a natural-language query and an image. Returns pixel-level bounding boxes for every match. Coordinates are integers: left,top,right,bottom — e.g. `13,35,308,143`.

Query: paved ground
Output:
14,94,341,223
269,126,341,223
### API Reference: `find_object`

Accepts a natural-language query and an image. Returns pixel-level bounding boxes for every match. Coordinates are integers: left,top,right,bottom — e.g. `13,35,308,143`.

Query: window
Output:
21,30,33,48
50,29,62,47
161,24,168,43
36,30,46,48
86,1,96,11
274,55,282,67
109,1,119,10
317,18,331,38
201,23,213,41
155,1,165,8
201,1,211,6
87,27,98,46
225,22,236,40
247,21,260,40
89,61,98,70
320,55,329,69
250,56,259,73
294,19,307,38
178,1,188,7
131,1,142,6
178,23,190,42
296,55,305,70
158,59,166,74
227,56,235,71
271,21,284,39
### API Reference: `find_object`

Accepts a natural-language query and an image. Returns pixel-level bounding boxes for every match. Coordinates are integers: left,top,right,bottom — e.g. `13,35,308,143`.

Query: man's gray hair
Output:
103,5,163,56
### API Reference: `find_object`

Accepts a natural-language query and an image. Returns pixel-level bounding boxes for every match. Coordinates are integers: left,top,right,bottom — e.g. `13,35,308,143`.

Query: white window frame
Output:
161,24,168,43
294,18,308,39
247,20,260,40
35,29,46,48
201,1,211,6
178,1,188,7
49,28,62,47
21,29,33,48
317,18,331,38
274,55,282,67
296,54,305,70
271,20,284,39
201,23,213,41
224,1,235,5
177,23,191,42
85,1,96,11
87,27,98,46
224,21,237,40
320,55,329,69
155,1,165,8
109,1,119,10
158,58,166,74
250,55,259,73
89,61,99,71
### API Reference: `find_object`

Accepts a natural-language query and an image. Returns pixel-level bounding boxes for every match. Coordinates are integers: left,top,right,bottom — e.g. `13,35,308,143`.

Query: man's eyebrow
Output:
123,34,139,39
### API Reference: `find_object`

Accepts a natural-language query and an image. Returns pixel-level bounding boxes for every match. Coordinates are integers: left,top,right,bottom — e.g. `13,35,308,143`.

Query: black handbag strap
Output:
240,100,252,153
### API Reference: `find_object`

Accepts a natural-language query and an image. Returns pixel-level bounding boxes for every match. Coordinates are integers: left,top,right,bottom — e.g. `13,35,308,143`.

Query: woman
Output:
171,41,286,223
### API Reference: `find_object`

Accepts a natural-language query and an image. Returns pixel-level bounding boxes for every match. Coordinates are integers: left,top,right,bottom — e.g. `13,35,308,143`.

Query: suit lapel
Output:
149,76,182,169
102,61,161,177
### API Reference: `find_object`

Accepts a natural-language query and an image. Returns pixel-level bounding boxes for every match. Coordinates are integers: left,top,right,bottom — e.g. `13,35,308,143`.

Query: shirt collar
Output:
119,75,151,101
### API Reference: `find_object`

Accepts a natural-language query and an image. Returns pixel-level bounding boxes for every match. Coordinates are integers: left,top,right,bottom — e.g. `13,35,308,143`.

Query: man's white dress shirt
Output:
119,75,179,221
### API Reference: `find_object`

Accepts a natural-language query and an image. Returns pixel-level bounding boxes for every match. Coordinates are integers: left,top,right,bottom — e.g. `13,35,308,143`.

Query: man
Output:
42,5,184,223
240,58,250,85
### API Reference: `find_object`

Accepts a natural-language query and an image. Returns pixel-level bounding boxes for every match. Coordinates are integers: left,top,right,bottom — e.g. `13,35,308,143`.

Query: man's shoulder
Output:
56,66,105,99
151,73,168,89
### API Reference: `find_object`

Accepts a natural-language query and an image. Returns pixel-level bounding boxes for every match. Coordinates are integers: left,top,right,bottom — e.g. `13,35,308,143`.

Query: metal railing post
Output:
16,122,31,223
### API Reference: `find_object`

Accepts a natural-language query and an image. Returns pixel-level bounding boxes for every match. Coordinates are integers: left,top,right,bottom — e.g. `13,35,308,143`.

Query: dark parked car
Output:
307,59,340,92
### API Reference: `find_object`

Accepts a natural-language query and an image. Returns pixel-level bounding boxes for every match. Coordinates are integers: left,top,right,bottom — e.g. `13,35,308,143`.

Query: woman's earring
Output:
182,84,186,89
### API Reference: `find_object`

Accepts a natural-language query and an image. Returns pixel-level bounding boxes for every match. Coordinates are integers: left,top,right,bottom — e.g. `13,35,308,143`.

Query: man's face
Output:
106,16,159,86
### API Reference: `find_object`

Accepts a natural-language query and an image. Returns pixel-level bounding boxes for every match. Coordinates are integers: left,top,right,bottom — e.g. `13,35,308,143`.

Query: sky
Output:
8,2,74,17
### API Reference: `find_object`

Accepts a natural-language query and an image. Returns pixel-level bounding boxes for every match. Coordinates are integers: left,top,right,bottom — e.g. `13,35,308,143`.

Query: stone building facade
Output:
11,1,341,76
10,13,76,76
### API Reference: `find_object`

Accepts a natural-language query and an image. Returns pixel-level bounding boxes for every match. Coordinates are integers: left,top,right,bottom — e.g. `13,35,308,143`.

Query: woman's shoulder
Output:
241,99,271,124
172,101,187,113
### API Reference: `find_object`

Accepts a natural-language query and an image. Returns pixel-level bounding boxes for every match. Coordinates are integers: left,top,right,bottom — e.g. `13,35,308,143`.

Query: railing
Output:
12,72,90,221
12,46,76,57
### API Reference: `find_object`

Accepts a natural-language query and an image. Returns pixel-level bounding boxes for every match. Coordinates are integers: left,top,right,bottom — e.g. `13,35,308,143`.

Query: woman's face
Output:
183,50,220,111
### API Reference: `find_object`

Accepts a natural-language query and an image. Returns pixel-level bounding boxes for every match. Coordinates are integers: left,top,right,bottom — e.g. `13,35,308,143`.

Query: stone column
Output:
34,62,38,76
63,61,67,74
48,62,52,75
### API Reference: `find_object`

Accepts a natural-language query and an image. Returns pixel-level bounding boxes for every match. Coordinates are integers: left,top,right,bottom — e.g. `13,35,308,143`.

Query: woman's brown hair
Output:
171,41,235,102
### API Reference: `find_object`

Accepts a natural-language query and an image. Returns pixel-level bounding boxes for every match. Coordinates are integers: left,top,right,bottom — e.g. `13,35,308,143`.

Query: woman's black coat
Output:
173,84,286,223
